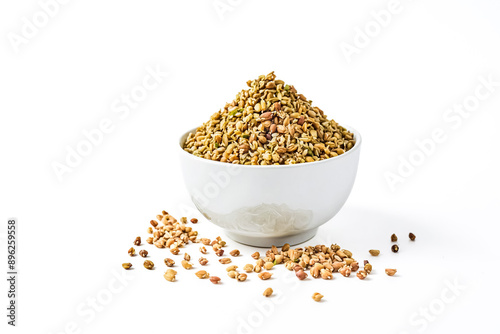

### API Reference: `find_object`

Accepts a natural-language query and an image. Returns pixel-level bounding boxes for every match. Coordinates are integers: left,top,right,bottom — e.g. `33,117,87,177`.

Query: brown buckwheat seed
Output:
195,270,209,279
391,245,399,253
310,266,321,278
385,268,397,276
296,270,308,280
226,265,238,272
351,261,359,271
209,276,221,284
251,252,260,260
391,234,398,242
139,250,148,258
336,250,347,258
164,258,175,267
263,288,273,297
216,237,226,247
312,292,324,302
190,218,198,224
181,260,193,270
258,272,273,280
230,249,240,257
243,264,254,272
143,260,154,270
219,258,232,264
122,263,132,270
320,269,333,280
342,249,353,258
164,269,177,282
295,268,308,280
199,257,208,266
409,232,416,241
128,247,136,256
369,249,380,256
215,249,224,257
339,265,351,277
332,262,344,271
357,270,367,280
264,262,274,270
134,237,141,246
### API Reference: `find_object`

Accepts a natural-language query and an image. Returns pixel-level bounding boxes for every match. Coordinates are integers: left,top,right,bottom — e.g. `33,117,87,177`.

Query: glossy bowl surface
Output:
178,126,361,247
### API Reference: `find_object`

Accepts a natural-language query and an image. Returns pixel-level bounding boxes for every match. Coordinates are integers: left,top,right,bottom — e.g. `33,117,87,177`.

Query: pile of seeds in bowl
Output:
183,72,355,165
123,210,415,301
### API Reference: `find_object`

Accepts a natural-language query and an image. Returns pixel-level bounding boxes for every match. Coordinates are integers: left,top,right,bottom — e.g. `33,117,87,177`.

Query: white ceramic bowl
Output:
178,126,361,247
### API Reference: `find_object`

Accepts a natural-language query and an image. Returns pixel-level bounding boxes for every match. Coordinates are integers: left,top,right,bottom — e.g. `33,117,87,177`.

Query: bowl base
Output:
225,228,318,248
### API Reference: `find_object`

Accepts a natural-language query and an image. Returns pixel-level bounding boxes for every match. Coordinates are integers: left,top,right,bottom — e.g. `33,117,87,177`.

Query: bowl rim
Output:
178,124,361,169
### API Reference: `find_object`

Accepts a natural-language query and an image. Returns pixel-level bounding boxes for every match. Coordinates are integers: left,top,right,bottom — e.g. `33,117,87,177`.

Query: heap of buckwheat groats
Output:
183,72,355,165
123,211,415,301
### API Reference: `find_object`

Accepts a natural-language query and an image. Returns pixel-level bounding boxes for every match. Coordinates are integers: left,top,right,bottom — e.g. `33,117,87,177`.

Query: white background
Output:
1,0,500,333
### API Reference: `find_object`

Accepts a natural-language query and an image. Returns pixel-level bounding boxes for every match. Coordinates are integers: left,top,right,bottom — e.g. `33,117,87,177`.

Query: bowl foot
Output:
225,228,318,248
